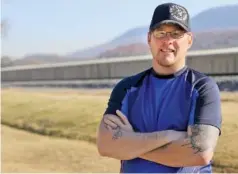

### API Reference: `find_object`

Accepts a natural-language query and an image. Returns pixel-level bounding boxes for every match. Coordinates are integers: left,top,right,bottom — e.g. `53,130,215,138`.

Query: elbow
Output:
97,144,132,160
97,148,130,160
96,137,127,160
97,143,105,156
96,129,115,158
97,142,111,158
96,137,109,157
198,151,214,166
97,146,109,157
97,141,132,160
96,127,133,160
96,125,110,157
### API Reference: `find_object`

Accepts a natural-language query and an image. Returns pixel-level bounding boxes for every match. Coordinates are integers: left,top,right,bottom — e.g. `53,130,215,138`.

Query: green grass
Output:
1,88,238,172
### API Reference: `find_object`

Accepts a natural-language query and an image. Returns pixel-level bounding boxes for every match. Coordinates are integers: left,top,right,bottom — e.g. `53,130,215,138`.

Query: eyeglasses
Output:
152,30,186,39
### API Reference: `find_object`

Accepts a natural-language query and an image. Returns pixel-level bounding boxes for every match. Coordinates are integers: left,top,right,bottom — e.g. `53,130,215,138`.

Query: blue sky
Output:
2,0,238,58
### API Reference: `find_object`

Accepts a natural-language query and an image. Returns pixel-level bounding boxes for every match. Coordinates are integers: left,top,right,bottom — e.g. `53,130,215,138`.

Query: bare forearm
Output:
140,125,219,167
97,122,171,160
140,138,210,167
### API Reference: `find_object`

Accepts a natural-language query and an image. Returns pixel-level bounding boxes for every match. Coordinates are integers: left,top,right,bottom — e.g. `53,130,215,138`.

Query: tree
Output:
1,56,13,67
1,19,9,38
1,0,11,38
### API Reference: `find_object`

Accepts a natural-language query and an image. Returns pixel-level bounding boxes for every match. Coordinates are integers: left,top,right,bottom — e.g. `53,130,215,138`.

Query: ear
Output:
147,32,152,46
187,32,193,49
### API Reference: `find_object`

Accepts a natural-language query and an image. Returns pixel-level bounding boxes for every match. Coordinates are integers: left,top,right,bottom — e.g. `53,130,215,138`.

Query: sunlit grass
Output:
1,88,238,172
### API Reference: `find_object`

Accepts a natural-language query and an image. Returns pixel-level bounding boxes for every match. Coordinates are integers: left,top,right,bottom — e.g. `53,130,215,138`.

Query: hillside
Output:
97,29,238,58
69,27,148,59
2,4,238,67
191,4,238,31
69,4,238,59
98,43,149,58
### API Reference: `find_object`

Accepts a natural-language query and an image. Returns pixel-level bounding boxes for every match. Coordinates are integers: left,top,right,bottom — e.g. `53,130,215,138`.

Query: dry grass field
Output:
1,88,238,172
1,125,120,173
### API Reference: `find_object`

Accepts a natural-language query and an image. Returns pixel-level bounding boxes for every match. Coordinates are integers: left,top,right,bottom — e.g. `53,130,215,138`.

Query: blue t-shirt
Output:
104,66,222,173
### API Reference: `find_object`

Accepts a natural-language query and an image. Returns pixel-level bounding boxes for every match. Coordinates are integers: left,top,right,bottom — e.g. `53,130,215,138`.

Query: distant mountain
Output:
69,27,148,59
98,43,149,58
191,28,238,50
13,54,65,65
69,4,238,59
1,54,63,67
98,28,238,58
3,54,78,67
4,4,238,67
191,4,238,31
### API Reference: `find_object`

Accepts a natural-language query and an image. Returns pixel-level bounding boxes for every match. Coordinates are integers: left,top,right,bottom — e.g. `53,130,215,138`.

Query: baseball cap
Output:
149,3,191,32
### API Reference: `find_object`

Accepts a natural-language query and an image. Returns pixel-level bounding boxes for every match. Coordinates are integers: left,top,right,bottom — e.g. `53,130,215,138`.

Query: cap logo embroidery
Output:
169,5,188,21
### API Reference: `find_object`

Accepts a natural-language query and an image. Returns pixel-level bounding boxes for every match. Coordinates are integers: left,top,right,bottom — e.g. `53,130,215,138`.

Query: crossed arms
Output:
97,110,186,160
96,77,222,167
97,110,220,167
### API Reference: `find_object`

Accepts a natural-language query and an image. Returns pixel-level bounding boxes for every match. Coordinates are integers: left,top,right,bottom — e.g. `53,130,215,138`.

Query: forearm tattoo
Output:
112,126,123,140
103,121,123,140
182,124,219,154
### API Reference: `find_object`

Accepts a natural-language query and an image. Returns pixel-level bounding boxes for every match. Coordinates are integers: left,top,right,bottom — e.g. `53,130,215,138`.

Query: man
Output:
97,2,222,173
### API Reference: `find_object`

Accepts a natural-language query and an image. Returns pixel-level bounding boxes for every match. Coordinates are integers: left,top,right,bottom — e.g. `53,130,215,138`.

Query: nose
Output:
162,36,174,45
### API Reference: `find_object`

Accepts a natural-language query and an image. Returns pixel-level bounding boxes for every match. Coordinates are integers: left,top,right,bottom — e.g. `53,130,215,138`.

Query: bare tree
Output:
1,0,11,38
1,19,9,38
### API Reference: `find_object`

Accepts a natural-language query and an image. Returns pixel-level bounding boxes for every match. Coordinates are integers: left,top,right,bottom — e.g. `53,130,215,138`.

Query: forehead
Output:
154,23,184,31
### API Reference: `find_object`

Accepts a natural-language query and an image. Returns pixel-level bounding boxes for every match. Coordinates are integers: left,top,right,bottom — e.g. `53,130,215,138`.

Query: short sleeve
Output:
103,77,130,116
193,78,222,135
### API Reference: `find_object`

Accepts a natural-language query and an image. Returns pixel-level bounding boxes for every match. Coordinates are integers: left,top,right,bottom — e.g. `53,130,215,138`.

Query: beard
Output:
154,52,177,67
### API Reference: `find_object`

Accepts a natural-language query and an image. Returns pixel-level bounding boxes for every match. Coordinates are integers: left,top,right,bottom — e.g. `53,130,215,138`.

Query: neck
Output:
152,59,186,76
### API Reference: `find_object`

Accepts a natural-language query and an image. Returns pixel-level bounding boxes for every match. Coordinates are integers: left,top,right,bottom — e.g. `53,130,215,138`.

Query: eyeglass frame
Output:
150,29,188,39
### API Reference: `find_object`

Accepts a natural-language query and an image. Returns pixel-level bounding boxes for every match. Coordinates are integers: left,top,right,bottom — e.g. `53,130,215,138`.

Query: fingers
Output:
106,124,113,131
103,115,124,128
116,110,130,125
104,118,118,129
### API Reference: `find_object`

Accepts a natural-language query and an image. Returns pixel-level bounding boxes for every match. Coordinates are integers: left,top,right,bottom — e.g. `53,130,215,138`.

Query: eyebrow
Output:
154,29,184,32
154,25,185,32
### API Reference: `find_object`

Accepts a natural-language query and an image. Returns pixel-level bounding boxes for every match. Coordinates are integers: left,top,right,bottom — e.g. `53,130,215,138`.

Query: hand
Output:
103,110,134,132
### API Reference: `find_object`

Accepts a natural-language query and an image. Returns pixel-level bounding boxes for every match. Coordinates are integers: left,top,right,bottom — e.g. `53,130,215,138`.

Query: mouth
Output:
160,48,175,53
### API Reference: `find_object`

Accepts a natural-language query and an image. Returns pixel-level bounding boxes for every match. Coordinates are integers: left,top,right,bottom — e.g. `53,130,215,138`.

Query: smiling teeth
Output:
161,49,173,52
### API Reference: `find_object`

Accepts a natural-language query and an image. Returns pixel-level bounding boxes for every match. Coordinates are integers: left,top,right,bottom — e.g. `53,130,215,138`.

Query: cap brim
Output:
151,20,190,32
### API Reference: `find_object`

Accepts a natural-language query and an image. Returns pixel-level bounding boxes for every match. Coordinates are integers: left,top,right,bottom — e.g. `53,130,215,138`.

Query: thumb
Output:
116,110,130,125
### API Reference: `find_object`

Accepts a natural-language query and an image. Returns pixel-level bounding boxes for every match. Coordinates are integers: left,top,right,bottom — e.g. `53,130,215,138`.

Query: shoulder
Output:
186,68,220,96
103,68,151,115
112,67,152,91
187,68,222,135
108,67,151,101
